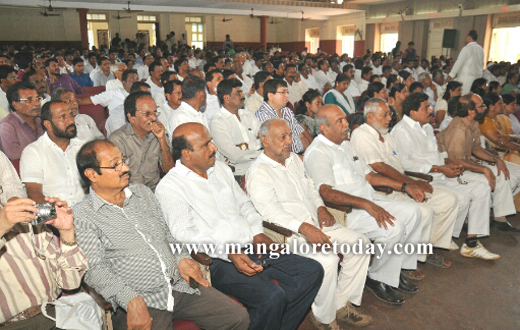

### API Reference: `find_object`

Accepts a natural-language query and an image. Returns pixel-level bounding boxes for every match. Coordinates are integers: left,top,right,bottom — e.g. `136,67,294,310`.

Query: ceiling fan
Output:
300,11,310,21
250,8,259,19
113,11,131,20
39,7,60,17
269,17,281,25
222,16,233,22
390,6,410,22
123,1,143,13
39,0,64,12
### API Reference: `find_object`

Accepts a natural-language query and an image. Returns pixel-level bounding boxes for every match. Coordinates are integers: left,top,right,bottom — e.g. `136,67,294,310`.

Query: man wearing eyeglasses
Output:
108,91,173,191
0,65,18,119
0,82,45,160
20,100,87,206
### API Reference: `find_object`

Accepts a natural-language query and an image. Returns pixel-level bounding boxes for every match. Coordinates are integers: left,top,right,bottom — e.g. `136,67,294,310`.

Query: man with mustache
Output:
74,140,248,330
155,122,323,330
20,100,87,206
351,98,459,269
210,79,262,185
169,75,209,133
45,57,83,95
108,91,173,192
437,93,520,232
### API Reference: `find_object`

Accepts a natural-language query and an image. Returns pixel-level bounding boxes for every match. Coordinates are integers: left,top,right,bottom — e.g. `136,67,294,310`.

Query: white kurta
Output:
449,41,484,94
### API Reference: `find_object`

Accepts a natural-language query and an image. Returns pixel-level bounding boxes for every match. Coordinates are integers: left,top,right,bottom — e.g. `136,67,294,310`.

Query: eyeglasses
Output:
18,96,44,103
275,90,289,95
97,157,128,171
136,110,160,117
63,98,79,104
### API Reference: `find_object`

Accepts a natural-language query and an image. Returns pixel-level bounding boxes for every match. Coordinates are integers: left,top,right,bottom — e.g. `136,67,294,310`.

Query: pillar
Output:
77,8,89,49
261,16,267,51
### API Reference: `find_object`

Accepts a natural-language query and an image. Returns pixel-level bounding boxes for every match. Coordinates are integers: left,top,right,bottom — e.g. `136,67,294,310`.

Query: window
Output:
489,27,520,62
381,33,398,54
137,15,156,21
190,24,204,49
340,25,355,56
86,14,106,21
185,17,202,23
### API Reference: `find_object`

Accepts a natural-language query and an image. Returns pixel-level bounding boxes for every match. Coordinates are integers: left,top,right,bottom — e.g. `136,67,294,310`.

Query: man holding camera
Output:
0,150,87,329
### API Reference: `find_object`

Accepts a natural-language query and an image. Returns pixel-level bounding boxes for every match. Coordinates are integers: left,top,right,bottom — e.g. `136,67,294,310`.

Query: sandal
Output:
401,269,425,281
425,254,451,268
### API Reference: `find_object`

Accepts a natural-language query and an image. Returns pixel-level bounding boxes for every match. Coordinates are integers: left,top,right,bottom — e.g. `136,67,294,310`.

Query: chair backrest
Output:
79,104,108,132
10,159,20,177
82,86,106,95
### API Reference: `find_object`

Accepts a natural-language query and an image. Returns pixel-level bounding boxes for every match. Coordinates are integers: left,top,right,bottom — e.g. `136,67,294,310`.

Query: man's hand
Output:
439,163,463,178
127,296,153,330
496,158,510,180
295,72,301,82
364,201,395,230
0,198,38,235
405,184,426,203
414,180,434,194
252,233,278,256
177,258,210,288
483,167,496,191
150,121,166,140
317,206,335,228
298,222,332,246
228,252,263,276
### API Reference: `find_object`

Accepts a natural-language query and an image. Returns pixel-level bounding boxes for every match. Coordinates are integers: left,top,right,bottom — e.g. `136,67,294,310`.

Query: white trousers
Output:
432,177,491,237
386,186,458,252
346,199,421,288
290,224,370,324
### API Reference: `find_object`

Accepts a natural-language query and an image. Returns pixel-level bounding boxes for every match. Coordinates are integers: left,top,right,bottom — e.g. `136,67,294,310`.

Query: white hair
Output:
363,98,388,119
259,118,289,138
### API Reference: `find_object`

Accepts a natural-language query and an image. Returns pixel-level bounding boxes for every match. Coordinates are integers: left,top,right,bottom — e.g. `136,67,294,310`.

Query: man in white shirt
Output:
169,75,208,133
155,122,323,330
23,70,51,107
418,72,438,109
247,118,372,328
245,71,271,115
210,79,262,183
357,67,372,94
137,54,154,81
304,105,423,306
298,64,318,91
234,62,253,99
284,64,307,105
342,64,361,102
391,92,499,259
21,101,86,206
52,88,104,143
0,65,18,115
204,69,224,123
145,61,167,107
189,49,203,70
92,58,115,87
247,54,263,78
106,62,127,91
371,55,382,76
448,30,484,94
313,60,333,93
83,52,97,75
159,80,182,137
351,98,459,266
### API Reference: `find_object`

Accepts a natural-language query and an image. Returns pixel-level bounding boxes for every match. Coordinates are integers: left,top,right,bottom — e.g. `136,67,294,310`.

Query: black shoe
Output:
490,220,520,233
397,274,418,293
365,276,405,305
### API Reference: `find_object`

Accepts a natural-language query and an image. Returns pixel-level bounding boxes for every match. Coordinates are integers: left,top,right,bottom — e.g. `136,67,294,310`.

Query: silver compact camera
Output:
30,203,57,225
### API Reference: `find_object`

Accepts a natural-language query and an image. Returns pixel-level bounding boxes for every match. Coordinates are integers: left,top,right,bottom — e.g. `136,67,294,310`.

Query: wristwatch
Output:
401,182,408,193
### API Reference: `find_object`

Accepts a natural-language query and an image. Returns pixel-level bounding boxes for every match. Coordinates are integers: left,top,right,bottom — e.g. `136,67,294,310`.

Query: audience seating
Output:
82,86,106,95
79,104,108,132
10,159,20,177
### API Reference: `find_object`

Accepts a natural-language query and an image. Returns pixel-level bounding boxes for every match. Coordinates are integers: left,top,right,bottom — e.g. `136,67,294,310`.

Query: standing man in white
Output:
448,30,484,94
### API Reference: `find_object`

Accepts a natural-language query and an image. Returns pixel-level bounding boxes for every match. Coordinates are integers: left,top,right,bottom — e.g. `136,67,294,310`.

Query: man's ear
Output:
181,148,192,161
43,119,52,132
127,113,135,124
260,135,269,149
84,168,99,184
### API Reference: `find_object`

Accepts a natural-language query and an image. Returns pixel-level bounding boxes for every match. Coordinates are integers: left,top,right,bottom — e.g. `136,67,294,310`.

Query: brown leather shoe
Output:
336,302,373,327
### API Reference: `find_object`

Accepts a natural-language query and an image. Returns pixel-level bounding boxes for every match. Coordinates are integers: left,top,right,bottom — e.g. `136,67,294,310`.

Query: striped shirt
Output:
73,183,197,312
0,224,87,323
255,102,305,154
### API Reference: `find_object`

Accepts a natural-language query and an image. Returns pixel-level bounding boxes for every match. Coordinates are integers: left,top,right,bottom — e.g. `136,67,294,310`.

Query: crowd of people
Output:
1,28,519,330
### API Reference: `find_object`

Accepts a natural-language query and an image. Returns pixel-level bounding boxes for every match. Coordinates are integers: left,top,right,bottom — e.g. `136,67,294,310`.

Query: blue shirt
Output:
69,72,93,88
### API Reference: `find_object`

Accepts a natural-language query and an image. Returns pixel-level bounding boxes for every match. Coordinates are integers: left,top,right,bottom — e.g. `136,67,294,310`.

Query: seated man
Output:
145,61,166,107
204,69,224,123
21,100,87,206
69,57,94,88
247,118,372,328
155,122,324,330
0,82,45,160
106,62,128,91
109,91,173,191
351,98,459,267
51,88,104,142
437,93,520,232
169,75,209,133
91,57,116,87
256,79,312,154
304,105,423,305
210,79,262,184
74,140,249,330
159,80,182,137
0,153,87,328
391,92,499,259
245,71,271,115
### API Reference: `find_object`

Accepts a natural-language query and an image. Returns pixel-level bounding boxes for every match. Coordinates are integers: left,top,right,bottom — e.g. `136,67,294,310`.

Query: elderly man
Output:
351,98,459,267
256,79,312,154
74,140,248,330
51,88,104,143
106,62,127,91
437,93,520,232
448,30,484,94
159,80,182,137
109,91,173,191
92,57,116,87
0,82,44,160
245,70,271,115
204,69,224,122
45,58,83,95
0,191,87,328
20,100,86,206
391,92,499,259
304,105,423,305
169,75,208,132
210,79,262,184
247,118,372,328
155,122,323,330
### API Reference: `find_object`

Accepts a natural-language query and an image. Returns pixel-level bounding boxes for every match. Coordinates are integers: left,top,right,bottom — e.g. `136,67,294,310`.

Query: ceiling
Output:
0,0,392,20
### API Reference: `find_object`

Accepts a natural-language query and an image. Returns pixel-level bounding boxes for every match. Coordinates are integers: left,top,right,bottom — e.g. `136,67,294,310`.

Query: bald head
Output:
171,123,217,174
315,105,349,144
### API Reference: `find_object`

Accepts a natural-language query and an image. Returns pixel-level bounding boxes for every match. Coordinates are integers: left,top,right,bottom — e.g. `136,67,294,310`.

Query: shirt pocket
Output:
332,163,353,186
